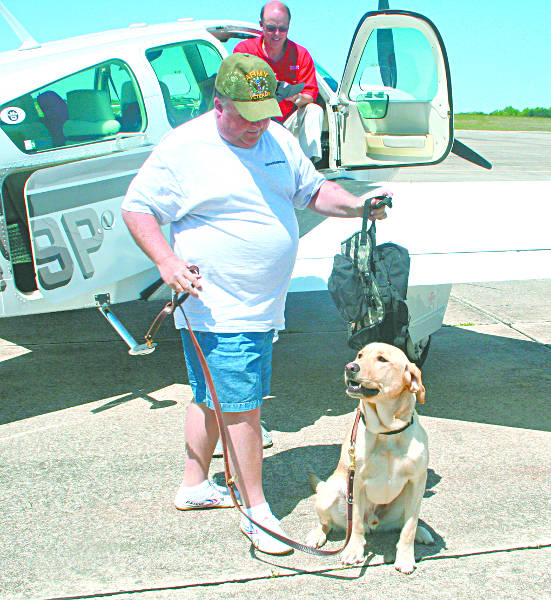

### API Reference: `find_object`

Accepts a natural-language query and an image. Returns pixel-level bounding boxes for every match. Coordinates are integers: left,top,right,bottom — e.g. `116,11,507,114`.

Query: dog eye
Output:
357,352,363,359
377,355,388,362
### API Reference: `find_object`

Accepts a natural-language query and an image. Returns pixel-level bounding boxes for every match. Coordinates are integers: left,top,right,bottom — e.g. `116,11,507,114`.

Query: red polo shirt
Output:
234,36,318,122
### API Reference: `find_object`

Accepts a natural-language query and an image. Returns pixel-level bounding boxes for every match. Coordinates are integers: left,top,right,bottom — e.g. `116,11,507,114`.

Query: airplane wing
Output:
290,180,551,291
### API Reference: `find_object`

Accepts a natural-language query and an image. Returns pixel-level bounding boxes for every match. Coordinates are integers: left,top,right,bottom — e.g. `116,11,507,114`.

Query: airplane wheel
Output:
406,335,431,367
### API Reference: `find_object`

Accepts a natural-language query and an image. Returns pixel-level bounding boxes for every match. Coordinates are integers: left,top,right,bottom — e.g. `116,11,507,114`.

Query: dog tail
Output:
308,473,323,492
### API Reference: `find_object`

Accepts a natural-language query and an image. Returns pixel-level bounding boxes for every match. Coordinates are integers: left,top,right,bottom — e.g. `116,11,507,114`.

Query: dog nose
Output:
345,362,360,373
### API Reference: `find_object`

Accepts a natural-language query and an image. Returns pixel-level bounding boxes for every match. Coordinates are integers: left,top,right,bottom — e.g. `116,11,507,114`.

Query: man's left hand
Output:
288,92,314,109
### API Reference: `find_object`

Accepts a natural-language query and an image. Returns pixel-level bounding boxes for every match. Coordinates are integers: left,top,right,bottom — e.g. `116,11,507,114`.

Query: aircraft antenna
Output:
0,1,40,50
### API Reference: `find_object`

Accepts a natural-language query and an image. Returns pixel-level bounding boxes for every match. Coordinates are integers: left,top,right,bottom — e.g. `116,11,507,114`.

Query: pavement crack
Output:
39,542,551,599
450,293,551,348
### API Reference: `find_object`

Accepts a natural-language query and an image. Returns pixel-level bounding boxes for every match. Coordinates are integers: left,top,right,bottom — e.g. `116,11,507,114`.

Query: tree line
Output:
462,106,551,118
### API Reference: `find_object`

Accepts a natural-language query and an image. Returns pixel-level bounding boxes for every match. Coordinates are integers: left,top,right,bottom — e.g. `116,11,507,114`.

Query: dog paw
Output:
394,549,416,574
394,558,416,574
415,525,434,545
306,528,326,548
340,542,366,565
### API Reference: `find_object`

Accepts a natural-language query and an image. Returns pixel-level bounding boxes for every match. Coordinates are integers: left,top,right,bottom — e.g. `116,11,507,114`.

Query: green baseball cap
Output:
215,53,282,122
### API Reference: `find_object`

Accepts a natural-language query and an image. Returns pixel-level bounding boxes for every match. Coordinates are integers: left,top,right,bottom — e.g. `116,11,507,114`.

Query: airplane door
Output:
24,147,154,303
336,10,453,170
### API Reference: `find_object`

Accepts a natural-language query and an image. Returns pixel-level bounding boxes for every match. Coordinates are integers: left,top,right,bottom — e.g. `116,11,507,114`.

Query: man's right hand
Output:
157,255,202,298
122,210,203,298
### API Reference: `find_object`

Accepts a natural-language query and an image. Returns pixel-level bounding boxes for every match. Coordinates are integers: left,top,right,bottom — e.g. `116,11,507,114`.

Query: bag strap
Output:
360,195,393,245
360,199,373,245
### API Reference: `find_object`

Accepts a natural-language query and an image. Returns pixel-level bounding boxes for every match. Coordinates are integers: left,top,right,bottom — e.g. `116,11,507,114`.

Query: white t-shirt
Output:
122,111,325,331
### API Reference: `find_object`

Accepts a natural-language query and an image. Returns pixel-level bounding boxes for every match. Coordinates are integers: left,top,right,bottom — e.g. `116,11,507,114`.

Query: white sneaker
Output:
211,481,242,505
240,512,293,555
174,479,239,511
213,423,273,458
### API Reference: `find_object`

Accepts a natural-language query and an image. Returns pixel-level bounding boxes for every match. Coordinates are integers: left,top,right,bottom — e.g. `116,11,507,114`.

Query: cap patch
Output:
245,70,271,101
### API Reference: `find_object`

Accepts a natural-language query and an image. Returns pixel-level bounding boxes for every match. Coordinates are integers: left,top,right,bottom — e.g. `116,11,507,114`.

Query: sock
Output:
246,501,271,521
212,480,233,493
181,479,211,497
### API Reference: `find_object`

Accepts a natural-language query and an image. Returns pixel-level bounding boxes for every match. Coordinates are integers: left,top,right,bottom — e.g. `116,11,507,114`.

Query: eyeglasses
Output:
263,24,289,33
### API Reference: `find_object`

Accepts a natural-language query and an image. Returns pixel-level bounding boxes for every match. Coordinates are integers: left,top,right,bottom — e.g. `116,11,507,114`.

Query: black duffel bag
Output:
328,197,410,352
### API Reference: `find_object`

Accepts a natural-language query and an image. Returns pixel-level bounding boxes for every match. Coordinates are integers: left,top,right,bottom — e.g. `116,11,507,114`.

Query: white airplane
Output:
1,2,548,364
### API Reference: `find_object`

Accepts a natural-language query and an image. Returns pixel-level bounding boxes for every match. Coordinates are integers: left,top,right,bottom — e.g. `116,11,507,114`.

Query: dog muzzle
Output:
345,362,379,398
345,378,379,398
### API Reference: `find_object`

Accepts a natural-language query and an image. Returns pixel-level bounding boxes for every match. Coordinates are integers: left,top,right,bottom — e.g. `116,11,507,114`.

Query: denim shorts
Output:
181,329,274,412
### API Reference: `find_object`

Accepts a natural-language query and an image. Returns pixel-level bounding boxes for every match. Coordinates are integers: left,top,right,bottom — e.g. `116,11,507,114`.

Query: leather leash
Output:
143,270,362,556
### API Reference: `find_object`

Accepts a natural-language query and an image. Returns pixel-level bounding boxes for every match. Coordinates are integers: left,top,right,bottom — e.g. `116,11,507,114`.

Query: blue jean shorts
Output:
181,329,274,412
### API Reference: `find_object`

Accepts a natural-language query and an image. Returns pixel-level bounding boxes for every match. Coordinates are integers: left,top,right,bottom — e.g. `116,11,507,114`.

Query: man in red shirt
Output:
234,1,324,162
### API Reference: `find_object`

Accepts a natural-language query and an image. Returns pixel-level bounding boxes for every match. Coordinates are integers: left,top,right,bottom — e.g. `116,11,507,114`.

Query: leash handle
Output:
177,297,362,556
143,266,198,347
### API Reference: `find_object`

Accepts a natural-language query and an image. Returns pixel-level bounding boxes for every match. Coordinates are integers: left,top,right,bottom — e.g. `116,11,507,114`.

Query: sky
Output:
0,0,549,114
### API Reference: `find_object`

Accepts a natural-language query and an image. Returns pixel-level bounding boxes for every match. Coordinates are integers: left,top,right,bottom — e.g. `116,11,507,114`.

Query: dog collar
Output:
360,411,415,435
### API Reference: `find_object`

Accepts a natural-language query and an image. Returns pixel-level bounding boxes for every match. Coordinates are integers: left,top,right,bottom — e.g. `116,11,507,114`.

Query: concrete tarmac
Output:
1,279,550,600
394,129,551,182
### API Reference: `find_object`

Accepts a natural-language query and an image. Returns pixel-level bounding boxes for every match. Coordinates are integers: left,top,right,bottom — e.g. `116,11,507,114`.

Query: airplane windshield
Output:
314,62,338,93
146,40,222,128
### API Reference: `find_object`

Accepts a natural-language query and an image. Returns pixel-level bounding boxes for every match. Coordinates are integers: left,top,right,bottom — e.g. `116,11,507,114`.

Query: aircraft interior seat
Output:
119,81,142,132
159,81,193,127
197,75,216,113
63,89,121,140
37,90,69,147
364,132,434,158
0,94,52,152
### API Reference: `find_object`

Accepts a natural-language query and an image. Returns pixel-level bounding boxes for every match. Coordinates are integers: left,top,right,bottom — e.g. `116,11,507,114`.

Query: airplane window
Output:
198,44,222,78
0,94,53,152
350,27,438,103
147,40,222,128
0,59,144,154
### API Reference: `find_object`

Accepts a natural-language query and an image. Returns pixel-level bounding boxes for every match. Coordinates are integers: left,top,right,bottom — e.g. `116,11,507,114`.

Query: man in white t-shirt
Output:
122,53,390,556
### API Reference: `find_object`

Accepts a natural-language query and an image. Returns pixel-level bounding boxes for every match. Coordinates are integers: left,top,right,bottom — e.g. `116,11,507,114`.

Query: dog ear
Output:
403,362,426,404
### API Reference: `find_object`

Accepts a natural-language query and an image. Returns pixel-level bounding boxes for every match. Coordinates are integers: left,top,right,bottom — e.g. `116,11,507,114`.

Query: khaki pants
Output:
283,103,323,162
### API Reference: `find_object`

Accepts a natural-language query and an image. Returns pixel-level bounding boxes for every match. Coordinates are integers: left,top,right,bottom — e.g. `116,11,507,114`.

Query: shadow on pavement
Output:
215,446,446,564
420,326,551,432
2,295,550,433
267,326,551,434
0,300,187,425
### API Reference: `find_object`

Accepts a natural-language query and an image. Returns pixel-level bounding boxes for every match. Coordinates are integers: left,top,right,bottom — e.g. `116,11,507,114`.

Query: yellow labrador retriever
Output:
306,342,434,573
